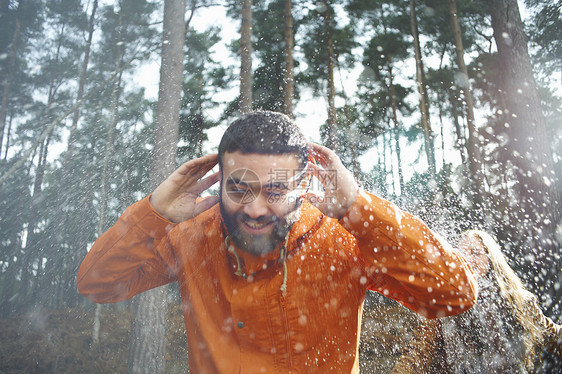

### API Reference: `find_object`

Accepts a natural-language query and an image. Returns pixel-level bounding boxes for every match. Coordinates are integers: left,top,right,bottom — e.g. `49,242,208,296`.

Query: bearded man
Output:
77,111,478,373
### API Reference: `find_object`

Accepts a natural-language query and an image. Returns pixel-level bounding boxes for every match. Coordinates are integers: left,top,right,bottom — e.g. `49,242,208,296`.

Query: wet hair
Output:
461,230,547,370
218,111,308,169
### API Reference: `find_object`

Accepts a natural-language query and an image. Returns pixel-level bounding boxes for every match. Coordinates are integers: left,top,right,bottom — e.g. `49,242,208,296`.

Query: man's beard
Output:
220,193,300,256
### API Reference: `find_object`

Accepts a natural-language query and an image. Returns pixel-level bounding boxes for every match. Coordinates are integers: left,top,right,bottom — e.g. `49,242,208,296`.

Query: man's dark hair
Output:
218,111,308,169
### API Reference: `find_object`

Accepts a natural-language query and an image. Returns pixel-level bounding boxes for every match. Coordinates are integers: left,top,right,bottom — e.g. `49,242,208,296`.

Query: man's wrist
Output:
147,194,175,224
338,189,367,231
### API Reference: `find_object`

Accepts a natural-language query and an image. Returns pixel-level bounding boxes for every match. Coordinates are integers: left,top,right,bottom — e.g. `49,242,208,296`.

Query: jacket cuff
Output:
338,189,375,235
123,195,176,240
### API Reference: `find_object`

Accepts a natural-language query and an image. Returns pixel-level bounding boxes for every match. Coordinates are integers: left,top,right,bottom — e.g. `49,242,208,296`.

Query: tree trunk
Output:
128,1,186,372
239,0,252,114
447,88,467,166
197,75,204,157
66,0,98,160
91,303,102,345
409,0,436,178
21,16,67,303
335,60,358,179
282,0,294,117
25,131,54,296
448,0,486,209
382,131,389,191
20,140,47,304
97,49,124,246
342,103,359,180
91,9,125,344
27,18,76,304
487,0,561,311
20,135,49,308
0,14,20,158
436,92,451,198
0,188,24,316
47,0,98,313
322,0,338,152
388,56,404,194
2,113,13,161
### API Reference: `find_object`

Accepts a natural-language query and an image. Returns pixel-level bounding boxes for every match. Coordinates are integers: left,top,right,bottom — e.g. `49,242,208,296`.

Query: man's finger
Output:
191,158,219,182
194,171,220,194
193,195,220,217
190,155,219,178
177,154,218,176
174,156,219,187
308,142,335,164
308,162,334,191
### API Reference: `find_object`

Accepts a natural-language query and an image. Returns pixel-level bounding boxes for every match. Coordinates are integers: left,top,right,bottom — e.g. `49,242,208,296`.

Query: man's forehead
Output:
226,167,299,185
223,152,300,172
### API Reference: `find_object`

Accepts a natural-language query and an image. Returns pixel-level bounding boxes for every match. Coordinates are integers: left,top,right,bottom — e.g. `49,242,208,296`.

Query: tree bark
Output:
22,132,54,302
2,113,12,161
91,7,125,344
447,88,467,166
197,74,204,157
388,56,404,194
239,0,253,113
20,140,46,304
409,0,436,178
97,30,124,246
0,188,24,316
383,131,390,194
282,0,294,117
448,0,486,209
335,59,358,179
128,0,186,372
147,0,185,188
487,0,561,312
322,0,338,152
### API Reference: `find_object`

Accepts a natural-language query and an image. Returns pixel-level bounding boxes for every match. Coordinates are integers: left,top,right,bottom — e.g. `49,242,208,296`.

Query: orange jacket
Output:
77,190,478,373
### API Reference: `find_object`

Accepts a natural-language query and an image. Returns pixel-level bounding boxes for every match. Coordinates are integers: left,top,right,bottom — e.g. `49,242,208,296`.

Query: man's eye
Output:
229,188,247,194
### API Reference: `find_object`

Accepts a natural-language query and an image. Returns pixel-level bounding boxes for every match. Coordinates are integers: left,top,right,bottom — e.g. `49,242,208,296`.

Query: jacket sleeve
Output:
391,318,441,374
339,190,478,318
76,196,179,304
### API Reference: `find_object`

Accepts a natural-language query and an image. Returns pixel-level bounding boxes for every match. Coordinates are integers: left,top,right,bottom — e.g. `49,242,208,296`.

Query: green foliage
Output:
319,103,370,171
179,26,226,161
251,0,290,112
0,0,44,136
525,0,562,80
347,0,410,35
417,0,491,55
297,2,358,91
0,0,163,315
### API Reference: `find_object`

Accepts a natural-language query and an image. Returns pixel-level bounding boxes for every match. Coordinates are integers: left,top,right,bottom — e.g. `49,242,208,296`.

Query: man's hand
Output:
150,154,220,223
307,143,359,219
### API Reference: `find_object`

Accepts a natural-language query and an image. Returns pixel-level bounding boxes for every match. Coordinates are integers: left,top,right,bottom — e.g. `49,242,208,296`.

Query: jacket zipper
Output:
280,289,293,372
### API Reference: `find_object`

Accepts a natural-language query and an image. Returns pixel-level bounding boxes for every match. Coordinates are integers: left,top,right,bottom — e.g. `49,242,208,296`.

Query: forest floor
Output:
0,297,419,373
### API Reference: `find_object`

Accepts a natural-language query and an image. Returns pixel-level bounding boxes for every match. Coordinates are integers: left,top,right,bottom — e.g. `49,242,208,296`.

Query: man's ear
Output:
218,166,224,190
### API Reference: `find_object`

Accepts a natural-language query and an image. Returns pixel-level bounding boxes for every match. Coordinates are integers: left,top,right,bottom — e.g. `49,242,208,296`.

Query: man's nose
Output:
243,194,269,219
